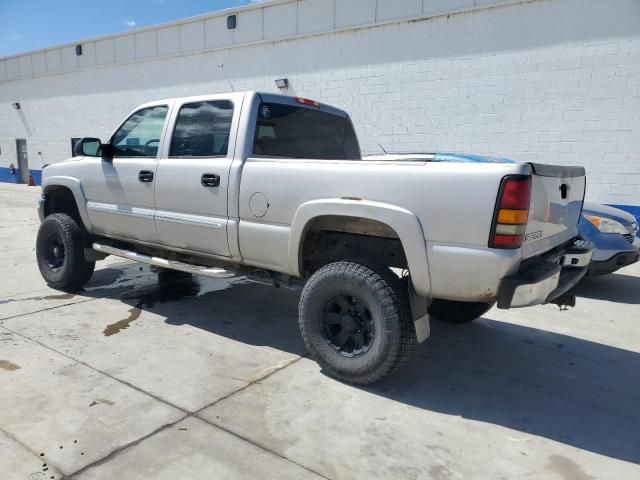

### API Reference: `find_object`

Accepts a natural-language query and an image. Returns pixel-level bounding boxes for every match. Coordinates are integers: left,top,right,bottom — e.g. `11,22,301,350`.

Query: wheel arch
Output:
288,198,431,298
42,177,92,233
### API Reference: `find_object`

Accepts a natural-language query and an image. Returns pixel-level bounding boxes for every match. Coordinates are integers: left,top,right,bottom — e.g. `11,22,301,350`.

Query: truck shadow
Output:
573,273,640,305
83,264,639,465
83,266,307,354
364,318,640,465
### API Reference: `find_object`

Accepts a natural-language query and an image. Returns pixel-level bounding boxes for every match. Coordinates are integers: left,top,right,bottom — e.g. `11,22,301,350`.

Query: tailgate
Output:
522,163,586,260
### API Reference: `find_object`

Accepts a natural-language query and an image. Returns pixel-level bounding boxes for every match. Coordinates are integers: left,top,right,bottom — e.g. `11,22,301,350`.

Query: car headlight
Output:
584,215,630,234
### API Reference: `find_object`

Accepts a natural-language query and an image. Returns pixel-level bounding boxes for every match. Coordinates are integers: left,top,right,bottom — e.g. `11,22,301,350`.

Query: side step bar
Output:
92,242,238,280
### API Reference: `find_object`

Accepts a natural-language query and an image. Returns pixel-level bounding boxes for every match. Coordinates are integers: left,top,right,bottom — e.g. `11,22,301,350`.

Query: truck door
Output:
81,104,170,242
153,98,239,257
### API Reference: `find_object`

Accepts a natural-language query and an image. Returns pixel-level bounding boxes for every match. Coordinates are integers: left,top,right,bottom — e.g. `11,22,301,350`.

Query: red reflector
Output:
295,97,320,108
491,234,524,247
500,177,531,210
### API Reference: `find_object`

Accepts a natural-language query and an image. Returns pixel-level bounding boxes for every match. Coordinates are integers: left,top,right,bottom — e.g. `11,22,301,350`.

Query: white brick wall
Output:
0,0,639,205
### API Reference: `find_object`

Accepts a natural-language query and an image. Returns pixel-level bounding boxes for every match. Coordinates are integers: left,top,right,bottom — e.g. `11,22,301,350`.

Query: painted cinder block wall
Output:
0,0,638,215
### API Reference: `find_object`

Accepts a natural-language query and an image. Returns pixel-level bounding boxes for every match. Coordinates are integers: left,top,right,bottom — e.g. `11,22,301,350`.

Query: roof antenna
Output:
378,144,388,154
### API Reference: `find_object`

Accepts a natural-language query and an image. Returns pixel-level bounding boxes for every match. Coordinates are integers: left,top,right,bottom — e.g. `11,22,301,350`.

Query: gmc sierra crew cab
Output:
36,91,592,384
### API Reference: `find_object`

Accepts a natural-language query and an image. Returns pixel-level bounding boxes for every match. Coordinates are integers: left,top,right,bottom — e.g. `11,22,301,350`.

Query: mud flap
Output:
84,248,108,262
408,281,430,343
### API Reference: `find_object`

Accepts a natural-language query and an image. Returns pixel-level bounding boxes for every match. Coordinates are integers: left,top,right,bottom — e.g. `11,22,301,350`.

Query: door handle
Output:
201,173,220,187
138,170,154,183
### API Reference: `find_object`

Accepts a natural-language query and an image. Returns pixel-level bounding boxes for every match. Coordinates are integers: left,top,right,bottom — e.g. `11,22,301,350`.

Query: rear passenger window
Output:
170,101,234,158
253,102,360,160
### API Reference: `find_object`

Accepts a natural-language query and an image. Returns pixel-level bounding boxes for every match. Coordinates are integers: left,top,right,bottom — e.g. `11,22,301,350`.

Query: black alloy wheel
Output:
321,294,374,358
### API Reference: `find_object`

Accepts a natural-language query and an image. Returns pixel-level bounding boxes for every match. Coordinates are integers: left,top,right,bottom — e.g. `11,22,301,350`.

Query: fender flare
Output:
42,176,93,233
288,198,431,298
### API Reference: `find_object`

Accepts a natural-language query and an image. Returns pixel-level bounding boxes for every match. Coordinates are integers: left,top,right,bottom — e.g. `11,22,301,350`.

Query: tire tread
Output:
299,260,416,384
36,213,95,291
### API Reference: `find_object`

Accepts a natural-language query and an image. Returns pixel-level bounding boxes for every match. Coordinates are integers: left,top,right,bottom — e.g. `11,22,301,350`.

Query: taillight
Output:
489,175,531,249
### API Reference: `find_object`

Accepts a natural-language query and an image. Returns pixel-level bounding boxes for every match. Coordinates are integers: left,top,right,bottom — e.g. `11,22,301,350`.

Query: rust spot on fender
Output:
479,289,496,303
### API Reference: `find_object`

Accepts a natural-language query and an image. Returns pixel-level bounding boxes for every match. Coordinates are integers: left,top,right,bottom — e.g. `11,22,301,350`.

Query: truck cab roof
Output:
135,91,349,118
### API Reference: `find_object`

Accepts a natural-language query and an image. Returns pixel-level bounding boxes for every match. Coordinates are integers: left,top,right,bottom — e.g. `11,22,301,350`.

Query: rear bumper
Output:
588,250,640,276
497,240,593,309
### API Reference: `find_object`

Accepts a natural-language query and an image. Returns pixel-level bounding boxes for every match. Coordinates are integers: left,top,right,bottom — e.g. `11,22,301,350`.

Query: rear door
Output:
154,96,241,256
522,164,586,259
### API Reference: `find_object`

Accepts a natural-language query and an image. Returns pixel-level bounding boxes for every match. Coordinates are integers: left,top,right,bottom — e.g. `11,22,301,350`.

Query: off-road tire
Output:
36,213,95,291
299,261,416,384
428,299,494,324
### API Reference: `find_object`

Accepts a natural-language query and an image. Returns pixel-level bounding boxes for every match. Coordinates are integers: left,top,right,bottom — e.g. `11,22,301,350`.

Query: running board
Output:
92,242,238,280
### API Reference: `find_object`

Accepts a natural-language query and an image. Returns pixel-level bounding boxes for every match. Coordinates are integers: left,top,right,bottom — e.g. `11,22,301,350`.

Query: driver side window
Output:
112,106,168,158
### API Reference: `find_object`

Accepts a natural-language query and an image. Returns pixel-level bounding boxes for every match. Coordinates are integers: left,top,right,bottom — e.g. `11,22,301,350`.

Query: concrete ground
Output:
0,182,638,480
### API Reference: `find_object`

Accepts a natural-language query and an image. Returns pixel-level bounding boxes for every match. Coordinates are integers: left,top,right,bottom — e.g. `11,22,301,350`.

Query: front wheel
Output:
298,261,416,385
36,213,95,292
428,299,494,324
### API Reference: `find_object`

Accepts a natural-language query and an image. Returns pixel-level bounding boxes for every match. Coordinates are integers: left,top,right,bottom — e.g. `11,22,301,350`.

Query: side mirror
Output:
74,138,114,161
74,138,102,157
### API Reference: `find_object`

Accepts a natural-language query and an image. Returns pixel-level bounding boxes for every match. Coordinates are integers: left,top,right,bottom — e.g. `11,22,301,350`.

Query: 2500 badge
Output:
525,231,544,242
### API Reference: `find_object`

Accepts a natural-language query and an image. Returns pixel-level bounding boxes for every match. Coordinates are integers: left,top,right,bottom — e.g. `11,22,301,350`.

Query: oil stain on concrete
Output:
0,292,74,306
545,455,596,480
90,398,116,407
43,293,75,300
102,273,202,336
0,360,20,371
103,307,142,336
120,272,203,308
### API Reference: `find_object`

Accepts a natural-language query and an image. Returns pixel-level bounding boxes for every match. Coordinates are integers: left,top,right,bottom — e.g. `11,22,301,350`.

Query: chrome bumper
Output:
498,240,593,309
510,269,561,308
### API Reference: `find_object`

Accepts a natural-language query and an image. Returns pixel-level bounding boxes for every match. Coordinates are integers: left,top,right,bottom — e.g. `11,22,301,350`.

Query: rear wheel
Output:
428,299,494,324
299,261,416,384
36,213,95,291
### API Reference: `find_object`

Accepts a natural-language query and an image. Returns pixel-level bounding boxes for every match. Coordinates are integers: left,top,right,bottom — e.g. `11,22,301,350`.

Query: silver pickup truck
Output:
36,91,592,384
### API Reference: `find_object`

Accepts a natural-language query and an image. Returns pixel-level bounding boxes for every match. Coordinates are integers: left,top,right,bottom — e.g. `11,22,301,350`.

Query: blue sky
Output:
0,0,261,57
